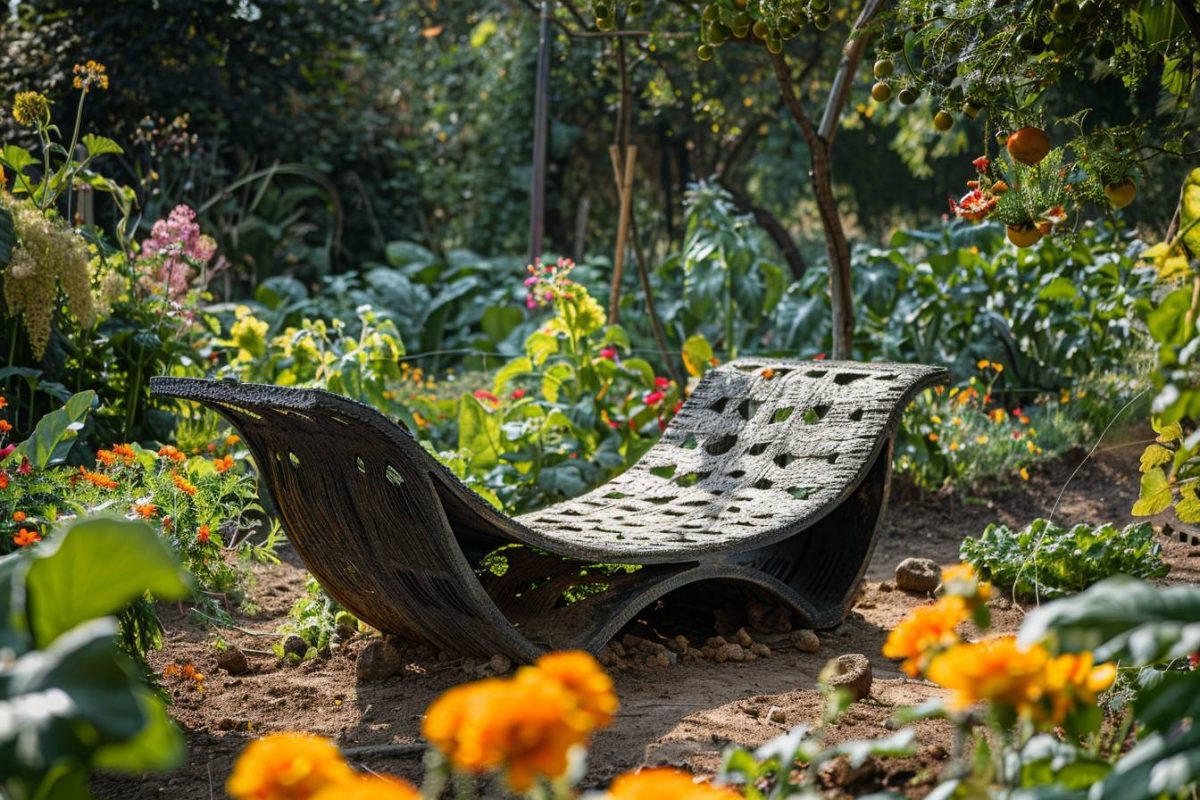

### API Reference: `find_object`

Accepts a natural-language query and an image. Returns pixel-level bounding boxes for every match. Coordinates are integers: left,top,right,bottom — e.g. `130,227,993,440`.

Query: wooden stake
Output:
608,144,637,325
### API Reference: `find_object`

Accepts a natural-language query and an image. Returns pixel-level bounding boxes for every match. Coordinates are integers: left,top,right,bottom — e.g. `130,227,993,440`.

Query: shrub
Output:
961,518,1169,599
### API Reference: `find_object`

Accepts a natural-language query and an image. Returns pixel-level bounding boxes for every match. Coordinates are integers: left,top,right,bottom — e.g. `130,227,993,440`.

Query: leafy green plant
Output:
961,518,1169,600
0,516,191,800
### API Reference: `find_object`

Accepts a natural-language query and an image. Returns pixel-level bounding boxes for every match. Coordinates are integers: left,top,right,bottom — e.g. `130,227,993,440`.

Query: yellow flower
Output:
948,441,960,452
930,415,942,424
975,434,989,445
926,636,1047,714
882,596,967,678
1035,651,1117,726
992,362,1004,373
951,416,963,427
604,768,742,799
989,409,1006,424
231,315,270,360
976,359,990,370
12,91,50,126
227,732,355,800
940,563,992,607
310,776,419,800
1019,467,1031,481
72,60,109,91
1061,390,1071,404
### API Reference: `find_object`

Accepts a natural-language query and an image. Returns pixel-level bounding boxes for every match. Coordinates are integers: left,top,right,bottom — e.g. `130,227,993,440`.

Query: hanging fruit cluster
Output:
694,0,834,59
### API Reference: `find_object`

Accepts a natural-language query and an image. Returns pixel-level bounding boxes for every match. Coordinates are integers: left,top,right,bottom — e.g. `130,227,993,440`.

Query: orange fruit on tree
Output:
933,110,954,131
1006,126,1051,165
1105,178,1136,208
871,81,892,102
1006,223,1043,248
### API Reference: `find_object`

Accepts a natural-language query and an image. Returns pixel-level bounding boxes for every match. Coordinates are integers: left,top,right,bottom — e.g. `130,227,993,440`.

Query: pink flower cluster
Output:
139,205,217,300
524,257,576,310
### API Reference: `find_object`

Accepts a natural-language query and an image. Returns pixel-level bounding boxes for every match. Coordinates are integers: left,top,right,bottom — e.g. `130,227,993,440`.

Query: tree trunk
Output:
528,0,553,262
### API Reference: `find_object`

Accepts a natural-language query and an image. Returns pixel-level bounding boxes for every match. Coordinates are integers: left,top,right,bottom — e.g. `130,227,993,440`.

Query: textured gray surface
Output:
151,359,948,660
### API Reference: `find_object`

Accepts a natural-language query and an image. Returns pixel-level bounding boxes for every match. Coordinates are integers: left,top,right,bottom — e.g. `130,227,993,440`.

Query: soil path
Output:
94,435,1197,798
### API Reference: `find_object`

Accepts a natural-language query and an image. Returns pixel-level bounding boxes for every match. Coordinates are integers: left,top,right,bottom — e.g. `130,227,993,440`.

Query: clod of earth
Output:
895,557,941,593
356,638,403,682
821,653,873,702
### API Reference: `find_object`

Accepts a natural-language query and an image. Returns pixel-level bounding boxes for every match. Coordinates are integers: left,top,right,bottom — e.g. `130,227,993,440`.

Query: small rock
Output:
216,647,250,675
765,705,786,724
667,635,690,653
714,643,746,664
734,627,754,647
790,629,821,653
705,636,728,649
609,641,627,658
683,647,704,663
475,654,512,677
744,651,758,662
878,581,895,592
621,634,645,651
282,634,308,659
818,756,877,788
994,595,1012,610
895,557,941,594
921,743,949,760
356,639,402,682
821,653,873,702
750,642,772,658
461,656,480,675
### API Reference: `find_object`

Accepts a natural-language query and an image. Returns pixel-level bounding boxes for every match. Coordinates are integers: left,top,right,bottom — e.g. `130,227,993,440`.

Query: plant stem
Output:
63,89,88,221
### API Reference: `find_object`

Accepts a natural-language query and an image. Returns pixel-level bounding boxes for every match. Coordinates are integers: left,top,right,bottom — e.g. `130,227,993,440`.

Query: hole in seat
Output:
848,408,864,421
645,496,679,505
674,471,711,487
727,469,747,478
833,372,869,385
771,407,794,423
737,398,760,420
803,404,831,423
774,453,795,468
680,433,699,450
385,464,405,486
787,486,814,499
753,478,774,490
874,373,899,381
705,434,739,455
747,442,770,456
805,370,827,379
709,397,729,413
604,491,629,499
650,464,678,479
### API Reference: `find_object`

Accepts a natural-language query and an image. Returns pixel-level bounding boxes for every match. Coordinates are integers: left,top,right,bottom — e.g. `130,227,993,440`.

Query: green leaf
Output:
80,134,123,158
92,686,185,773
620,357,656,387
1138,444,1173,473
492,357,532,394
1152,418,1184,443
1181,167,1200,261
682,333,715,377
525,331,559,367
457,394,500,468
6,391,97,470
25,518,191,648
1131,468,1172,517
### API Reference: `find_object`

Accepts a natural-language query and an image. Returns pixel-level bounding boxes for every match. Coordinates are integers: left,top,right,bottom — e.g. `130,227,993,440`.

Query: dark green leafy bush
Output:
961,518,1169,599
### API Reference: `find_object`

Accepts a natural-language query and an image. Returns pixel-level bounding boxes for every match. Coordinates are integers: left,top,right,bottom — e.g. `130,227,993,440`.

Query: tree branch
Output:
819,0,891,144
769,51,820,148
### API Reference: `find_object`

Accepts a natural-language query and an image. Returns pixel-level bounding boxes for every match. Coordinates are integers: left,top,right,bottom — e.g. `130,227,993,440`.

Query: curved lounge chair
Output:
151,359,947,662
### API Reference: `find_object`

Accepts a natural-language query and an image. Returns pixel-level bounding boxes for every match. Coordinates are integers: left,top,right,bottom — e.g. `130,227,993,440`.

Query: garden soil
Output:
93,431,1197,799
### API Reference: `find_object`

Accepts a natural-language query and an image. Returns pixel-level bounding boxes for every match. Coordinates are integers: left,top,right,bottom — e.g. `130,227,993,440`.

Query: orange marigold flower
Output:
311,775,420,800
173,473,198,496
96,449,118,466
13,510,26,522
0,471,9,490
0,396,6,409
133,502,157,518
0,420,11,433
928,432,939,442
227,732,354,800
214,454,235,473
882,596,966,678
197,524,211,543
525,650,619,730
761,367,776,380
926,635,1047,714
422,669,600,792
1019,467,1031,481
158,445,186,462
113,443,137,460
988,409,1007,424
80,466,119,490
12,527,41,547
226,434,241,447
940,563,992,609
1035,651,1117,726
605,767,742,799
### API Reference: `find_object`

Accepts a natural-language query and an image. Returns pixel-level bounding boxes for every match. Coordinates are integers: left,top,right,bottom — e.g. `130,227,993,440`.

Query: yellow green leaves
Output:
1140,240,1190,281
1182,167,1200,260
682,333,715,377
1132,468,1172,517
1139,444,1172,473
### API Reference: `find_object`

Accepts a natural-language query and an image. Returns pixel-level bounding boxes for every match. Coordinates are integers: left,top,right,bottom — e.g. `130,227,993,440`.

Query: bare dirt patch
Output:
94,434,1187,798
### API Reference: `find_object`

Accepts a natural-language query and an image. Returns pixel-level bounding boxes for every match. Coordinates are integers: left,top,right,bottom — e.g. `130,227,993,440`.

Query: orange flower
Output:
197,524,211,543
12,510,26,522
422,654,616,792
988,408,1006,424
882,596,966,677
173,473,198,496
227,732,355,800
928,432,939,442
605,768,742,799
1033,651,1116,726
761,367,776,380
0,471,8,490
96,449,118,466
0,396,6,409
158,445,186,462
311,776,420,800
214,454,235,473
133,502,157,518
226,434,241,447
79,466,119,490
0,419,12,433
113,443,137,460
12,527,41,547
1019,467,1031,481
926,636,1047,714
524,650,619,729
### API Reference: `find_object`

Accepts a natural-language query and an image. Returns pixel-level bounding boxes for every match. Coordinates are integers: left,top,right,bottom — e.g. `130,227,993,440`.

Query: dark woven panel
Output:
150,359,947,660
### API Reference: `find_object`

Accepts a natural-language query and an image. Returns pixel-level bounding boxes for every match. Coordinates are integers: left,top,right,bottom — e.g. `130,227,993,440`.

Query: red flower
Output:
17,457,31,476
599,347,618,361
643,390,666,406
972,155,990,172
657,417,666,432
813,353,827,361
0,471,9,490
673,400,683,414
608,419,621,429
510,388,527,400
197,524,211,543
654,376,670,389
473,389,500,406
